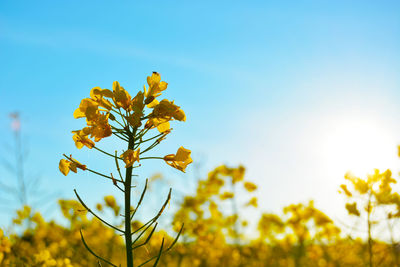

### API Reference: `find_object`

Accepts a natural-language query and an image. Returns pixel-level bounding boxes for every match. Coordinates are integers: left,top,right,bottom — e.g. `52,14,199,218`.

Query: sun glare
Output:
321,118,398,178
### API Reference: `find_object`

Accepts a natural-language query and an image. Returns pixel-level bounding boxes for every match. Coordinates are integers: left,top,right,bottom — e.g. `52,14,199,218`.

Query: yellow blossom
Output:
130,91,145,114
244,181,257,192
220,192,234,200
345,202,360,216
145,99,185,133
121,149,140,168
112,81,131,110
71,127,95,149
144,72,168,104
145,117,170,133
73,98,99,121
340,184,352,197
90,86,113,110
59,157,86,176
104,195,120,216
246,197,258,208
87,113,112,142
163,146,193,172
96,203,103,211
152,99,186,121
0,229,11,264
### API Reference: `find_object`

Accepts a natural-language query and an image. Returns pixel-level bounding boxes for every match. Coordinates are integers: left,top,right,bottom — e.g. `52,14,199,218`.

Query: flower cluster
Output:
60,72,192,174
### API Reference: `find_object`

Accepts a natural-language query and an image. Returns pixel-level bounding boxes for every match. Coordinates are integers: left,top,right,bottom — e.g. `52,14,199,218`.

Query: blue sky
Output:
1,1,400,230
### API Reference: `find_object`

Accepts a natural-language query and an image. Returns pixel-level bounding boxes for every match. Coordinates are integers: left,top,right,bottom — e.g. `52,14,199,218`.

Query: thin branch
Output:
153,189,172,221
62,154,123,184
94,146,124,161
152,237,164,267
74,190,124,234
80,230,118,267
139,140,162,155
137,224,183,267
86,168,124,184
132,217,156,236
132,222,158,248
131,188,171,237
139,133,164,144
112,132,129,142
140,157,163,160
115,151,124,182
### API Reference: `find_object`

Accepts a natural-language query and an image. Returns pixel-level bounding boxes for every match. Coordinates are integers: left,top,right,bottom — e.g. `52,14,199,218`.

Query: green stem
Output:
140,157,163,160
94,146,123,161
86,168,123,183
124,133,135,267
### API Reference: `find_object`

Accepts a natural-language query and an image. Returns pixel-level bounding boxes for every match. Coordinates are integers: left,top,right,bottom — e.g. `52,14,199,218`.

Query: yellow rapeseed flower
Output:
144,72,168,104
130,90,145,113
244,182,257,192
163,146,193,172
220,192,234,200
146,99,186,133
71,127,95,149
104,195,117,207
90,87,114,110
87,113,112,142
121,149,140,168
152,99,186,121
73,98,99,121
345,202,360,216
59,157,86,176
246,197,258,208
0,229,11,264
340,184,352,197
112,81,131,110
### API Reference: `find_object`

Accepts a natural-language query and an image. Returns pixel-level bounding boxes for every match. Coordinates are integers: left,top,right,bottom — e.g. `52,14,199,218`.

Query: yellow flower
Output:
71,127,95,149
244,182,257,192
0,229,11,264
59,157,86,176
73,98,99,121
163,146,193,172
96,203,103,211
87,113,112,142
146,99,186,133
104,195,120,216
104,195,116,207
152,99,186,121
130,91,145,113
345,202,360,216
340,184,352,197
90,87,114,110
246,197,258,208
125,91,145,128
112,81,131,110
231,166,245,184
220,192,234,200
121,149,140,168
144,72,168,104
145,117,170,133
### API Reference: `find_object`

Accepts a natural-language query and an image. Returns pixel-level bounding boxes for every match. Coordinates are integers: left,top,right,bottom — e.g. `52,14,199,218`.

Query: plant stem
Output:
124,133,135,267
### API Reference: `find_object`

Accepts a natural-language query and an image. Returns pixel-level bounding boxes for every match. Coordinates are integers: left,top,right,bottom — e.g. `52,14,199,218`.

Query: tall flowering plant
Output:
59,72,192,267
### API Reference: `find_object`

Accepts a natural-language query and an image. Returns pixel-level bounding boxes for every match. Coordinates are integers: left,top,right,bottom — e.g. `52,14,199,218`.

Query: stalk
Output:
124,133,135,267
